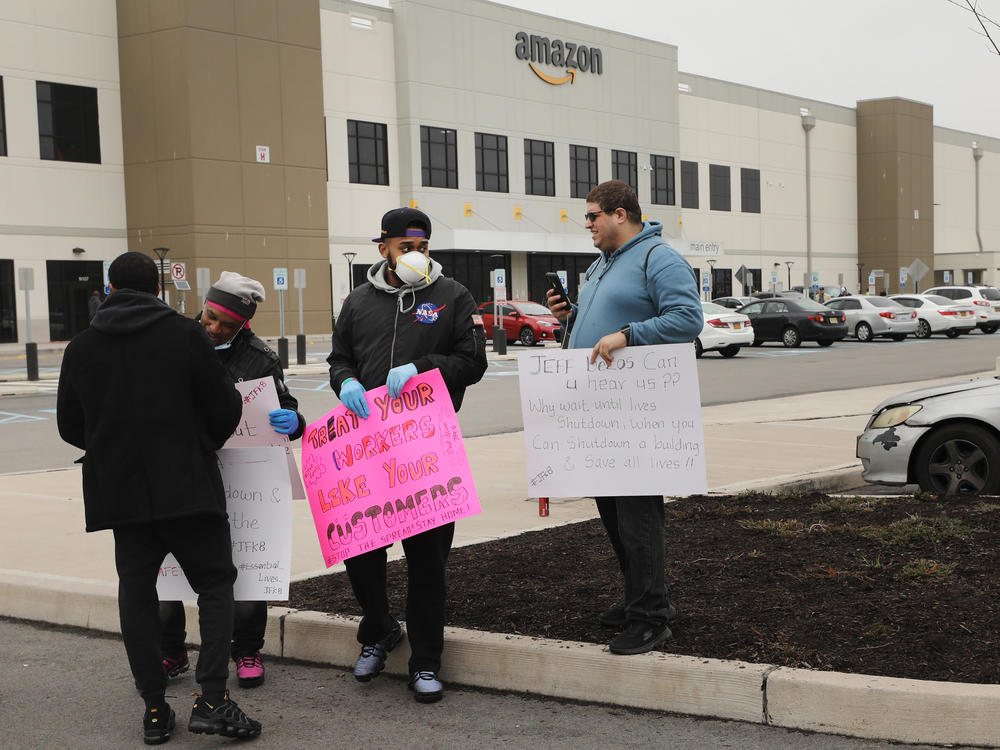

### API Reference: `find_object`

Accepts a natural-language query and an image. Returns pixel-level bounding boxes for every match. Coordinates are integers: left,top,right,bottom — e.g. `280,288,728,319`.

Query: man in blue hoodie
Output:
546,180,702,655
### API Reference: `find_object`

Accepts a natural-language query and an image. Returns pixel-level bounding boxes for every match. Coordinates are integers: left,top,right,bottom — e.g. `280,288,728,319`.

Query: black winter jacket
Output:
211,325,305,441
328,273,487,412
56,290,242,531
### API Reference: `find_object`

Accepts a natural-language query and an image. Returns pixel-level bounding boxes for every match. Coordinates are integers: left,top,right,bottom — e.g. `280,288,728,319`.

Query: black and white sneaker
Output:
408,671,444,703
353,623,404,682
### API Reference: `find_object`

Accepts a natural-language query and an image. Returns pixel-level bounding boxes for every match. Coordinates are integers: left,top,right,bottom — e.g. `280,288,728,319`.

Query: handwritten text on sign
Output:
517,343,707,497
302,369,480,568
226,377,306,499
157,446,293,601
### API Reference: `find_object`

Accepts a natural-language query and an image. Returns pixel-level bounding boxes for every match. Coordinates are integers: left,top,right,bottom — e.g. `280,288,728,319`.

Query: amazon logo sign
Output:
514,32,603,85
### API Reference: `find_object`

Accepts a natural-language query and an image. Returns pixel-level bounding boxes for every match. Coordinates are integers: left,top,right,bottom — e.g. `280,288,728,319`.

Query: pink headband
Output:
206,299,249,323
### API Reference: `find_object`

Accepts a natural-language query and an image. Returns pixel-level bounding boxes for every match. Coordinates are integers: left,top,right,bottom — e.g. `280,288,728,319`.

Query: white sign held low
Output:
517,343,707,497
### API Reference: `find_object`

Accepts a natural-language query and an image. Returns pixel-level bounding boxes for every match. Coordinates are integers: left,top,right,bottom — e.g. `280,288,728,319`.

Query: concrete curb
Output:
3,570,998,747
709,464,864,496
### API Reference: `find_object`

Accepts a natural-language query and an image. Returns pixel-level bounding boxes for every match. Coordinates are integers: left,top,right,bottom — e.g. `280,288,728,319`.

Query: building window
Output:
0,77,6,157
475,132,508,192
36,81,101,164
741,167,761,213
347,120,389,186
680,160,698,209
420,125,458,189
650,154,674,205
569,144,598,199
709,164,731,211
611,149,637,193
524,138,554,196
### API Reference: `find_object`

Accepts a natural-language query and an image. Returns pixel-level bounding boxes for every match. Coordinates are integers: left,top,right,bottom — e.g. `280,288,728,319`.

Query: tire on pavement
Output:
913,424,1000,496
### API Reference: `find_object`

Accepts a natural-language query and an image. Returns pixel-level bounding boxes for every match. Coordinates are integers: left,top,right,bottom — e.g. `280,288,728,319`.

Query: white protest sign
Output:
157,446,293,600
226,377,306,499
517,343,707,497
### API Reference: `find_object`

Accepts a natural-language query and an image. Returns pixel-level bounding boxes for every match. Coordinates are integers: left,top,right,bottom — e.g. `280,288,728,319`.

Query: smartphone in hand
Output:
545,272,570,310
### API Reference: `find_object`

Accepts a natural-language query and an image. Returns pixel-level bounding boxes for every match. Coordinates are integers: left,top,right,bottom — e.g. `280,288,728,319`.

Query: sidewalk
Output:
2,371,999,747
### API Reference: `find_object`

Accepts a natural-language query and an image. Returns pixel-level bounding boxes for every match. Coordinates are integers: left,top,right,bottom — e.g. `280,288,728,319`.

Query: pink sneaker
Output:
162,651,189,679
235,652,265,688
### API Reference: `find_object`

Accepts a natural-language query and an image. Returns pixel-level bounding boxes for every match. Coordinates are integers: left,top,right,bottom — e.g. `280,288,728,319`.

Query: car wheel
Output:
915,319,932,339
781,326,801,348
519,326,536,346
856,322,873,342
719,345,740,358
945,329,961,338
817,339,834,347
981,324,998,334
914,424,1000,496
694,338,704,358
890,334,907,341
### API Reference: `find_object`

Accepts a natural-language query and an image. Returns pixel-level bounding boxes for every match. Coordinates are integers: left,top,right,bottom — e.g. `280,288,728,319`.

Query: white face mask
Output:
393,251,432,286
213,320,247,350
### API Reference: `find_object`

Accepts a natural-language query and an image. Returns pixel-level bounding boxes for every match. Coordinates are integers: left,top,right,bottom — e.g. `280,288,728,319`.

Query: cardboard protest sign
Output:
302,368,480,568
157,446,294,601
517,343,707,497
225,377,306,499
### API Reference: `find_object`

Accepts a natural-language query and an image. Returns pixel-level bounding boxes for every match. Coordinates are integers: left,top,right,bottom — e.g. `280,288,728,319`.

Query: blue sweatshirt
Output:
568,221,703,349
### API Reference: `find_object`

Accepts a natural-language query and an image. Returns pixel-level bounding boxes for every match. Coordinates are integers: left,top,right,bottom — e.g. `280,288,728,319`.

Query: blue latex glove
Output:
269,409,299,435
387,363,418,398
340,378,369,419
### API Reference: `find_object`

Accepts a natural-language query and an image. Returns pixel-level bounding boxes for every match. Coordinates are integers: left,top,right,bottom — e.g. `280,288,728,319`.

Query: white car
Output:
923,286,1000,334
889,294,977,338
696,302,754,358
857,378,1000,494
823,295,918,341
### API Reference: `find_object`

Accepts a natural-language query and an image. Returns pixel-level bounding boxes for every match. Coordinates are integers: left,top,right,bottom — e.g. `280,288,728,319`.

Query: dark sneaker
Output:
162,651,189,679
608,621,673,655
353,623,404,682
408,671,444,703
143,704,175,745
188,693,261,738
600,603,678,629
235,651,265,688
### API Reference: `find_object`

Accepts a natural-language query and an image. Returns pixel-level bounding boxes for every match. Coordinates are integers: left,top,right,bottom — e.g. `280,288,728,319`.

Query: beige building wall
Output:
856,98,934,294
116,0,330,336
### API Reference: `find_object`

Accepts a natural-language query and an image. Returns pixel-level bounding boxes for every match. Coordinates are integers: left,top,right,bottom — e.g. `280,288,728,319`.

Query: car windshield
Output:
793,298,832,311
702,302,728,314
925,295,950,305
515,302,553,315
981,288,1000,301
866,297,901,308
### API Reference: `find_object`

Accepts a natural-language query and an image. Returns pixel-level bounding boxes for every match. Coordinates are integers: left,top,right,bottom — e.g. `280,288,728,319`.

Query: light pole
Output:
856,262,865,294
342,251,357,291
706,258,716,300
784,261,794,291
152,247,169,302
973,142,984,255
802,112,815,297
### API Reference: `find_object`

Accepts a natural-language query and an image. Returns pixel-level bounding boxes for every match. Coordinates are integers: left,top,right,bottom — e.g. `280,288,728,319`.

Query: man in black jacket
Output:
328,208,487,703
159,271,306,690
56,252,261,744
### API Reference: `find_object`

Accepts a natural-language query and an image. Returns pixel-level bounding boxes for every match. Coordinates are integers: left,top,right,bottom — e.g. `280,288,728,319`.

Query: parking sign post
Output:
293,268,306,365
273,267,289,368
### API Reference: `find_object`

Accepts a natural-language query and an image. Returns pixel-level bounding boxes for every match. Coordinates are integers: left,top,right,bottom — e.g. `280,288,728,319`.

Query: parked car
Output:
823,296,918,341
889,294,977,338
737,297,847,347
857,377,1000,494
754,291,804,299
476,300,561,346
696,302,754,358
712,296,759,309
923,286,1000,333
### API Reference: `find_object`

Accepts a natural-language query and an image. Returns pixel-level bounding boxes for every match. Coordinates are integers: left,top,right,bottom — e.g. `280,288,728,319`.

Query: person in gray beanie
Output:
159,270,306,691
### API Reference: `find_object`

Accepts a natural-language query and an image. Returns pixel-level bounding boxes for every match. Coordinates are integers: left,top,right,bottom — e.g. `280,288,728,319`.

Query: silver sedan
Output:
824,295,918,341
857,378,1000,494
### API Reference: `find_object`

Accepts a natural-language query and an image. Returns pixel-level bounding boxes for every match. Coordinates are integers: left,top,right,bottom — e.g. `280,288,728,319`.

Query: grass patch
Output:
737,518,806,536
862,621,899,641
896,559,957,582
858,515,982,546
811,496,886,513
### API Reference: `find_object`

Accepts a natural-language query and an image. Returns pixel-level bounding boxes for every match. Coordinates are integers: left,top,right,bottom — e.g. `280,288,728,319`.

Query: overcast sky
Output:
361,0,998,138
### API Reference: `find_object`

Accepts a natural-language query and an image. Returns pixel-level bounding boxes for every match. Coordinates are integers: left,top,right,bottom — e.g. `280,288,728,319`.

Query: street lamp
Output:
802,112,816,297
973,142,984,254
856,262,865,293
706,258,716,300
342,251,357,291
784,261,794,291
152,247,169,302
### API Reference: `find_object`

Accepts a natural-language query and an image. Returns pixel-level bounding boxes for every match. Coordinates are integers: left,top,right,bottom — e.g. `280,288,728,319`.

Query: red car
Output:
477,300,562,346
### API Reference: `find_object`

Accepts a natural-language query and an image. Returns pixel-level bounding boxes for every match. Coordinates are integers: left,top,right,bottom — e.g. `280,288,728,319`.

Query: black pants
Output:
113,515,236,706
595,496,671,626
160,600,266,659
344,522,454,674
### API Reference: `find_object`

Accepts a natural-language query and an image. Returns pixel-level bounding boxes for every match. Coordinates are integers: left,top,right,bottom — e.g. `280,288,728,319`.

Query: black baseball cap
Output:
371,207,432,243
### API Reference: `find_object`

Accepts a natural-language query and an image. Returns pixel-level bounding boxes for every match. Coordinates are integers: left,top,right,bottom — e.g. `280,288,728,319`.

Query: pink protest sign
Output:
302,368,481,567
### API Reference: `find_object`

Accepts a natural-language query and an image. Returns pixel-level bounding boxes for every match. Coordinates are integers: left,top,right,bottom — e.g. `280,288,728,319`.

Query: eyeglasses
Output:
584,210,608,222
